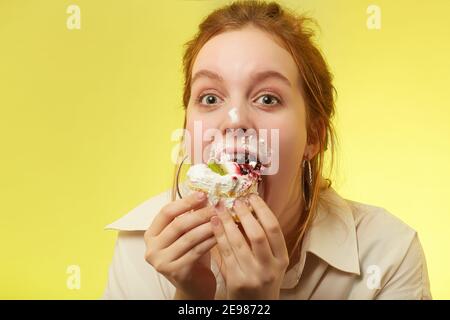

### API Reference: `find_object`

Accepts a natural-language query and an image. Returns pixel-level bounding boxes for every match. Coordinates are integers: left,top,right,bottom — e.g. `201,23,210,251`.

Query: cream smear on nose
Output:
228,107,239,123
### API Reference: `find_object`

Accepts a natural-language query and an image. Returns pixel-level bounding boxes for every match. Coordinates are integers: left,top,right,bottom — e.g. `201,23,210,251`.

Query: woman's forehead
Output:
192,27,299,86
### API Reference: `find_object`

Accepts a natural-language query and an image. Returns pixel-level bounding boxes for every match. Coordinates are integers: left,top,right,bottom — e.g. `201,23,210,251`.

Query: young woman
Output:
103,1,431,300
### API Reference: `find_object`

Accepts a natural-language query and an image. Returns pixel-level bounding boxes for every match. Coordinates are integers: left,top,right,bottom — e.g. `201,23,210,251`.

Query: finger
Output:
164,221,215,261
212,249,228,283
233,199,273,263
210,214,242,275
215,202,254,270
157,206,216,249
247,194,288,259
147,191,207,237
170,236,217,270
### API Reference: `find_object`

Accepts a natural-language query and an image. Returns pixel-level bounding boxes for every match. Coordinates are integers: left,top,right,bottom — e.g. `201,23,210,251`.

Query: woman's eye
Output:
198,94,222,106
255,94,281,106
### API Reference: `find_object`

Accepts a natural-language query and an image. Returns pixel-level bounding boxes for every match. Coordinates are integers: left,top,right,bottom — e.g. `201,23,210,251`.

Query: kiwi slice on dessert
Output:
207,162,227,176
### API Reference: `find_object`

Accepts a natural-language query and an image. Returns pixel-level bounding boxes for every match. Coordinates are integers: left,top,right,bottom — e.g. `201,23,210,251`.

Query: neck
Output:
281,195,304,271
263,177,305,270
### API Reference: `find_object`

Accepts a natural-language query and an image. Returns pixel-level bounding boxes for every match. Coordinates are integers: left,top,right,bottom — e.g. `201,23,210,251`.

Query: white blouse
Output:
102,185,432,300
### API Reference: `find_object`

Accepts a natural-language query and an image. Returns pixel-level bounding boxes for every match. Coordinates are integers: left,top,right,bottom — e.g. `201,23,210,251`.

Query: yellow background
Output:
1,0,449,299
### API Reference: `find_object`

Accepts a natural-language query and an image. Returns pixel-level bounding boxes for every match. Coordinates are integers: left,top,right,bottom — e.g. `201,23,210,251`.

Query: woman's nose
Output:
220,105,253,133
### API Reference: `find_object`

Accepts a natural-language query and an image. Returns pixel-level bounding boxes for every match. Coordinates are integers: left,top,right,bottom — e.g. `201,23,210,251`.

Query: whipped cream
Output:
186,162,258,209
208,135,272,167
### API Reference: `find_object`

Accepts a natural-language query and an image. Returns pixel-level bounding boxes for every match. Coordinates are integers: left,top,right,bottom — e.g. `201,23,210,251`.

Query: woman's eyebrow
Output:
250,70,292,88
191,69,224,85
191,69,291,87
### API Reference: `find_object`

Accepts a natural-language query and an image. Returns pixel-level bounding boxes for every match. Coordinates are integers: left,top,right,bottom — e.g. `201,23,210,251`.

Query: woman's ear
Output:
305,119,326,160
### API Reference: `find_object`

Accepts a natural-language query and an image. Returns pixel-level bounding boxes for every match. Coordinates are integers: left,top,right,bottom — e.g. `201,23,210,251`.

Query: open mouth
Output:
208,136,272,168
220,142,268,167
226,151,261,170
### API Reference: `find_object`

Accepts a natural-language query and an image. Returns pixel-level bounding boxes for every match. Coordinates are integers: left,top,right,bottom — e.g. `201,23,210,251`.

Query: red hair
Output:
174,0,337,265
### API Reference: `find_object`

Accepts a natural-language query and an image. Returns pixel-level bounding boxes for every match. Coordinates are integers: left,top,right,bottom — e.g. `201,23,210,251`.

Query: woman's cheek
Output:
278,127,306,173
185,120,217,165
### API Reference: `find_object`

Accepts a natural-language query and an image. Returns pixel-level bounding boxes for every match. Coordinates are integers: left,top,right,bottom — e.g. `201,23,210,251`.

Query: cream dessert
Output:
186,137,271,221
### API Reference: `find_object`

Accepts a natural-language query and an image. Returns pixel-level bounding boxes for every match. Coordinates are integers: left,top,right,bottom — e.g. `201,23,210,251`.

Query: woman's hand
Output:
211,194,289,300
144,191,218,300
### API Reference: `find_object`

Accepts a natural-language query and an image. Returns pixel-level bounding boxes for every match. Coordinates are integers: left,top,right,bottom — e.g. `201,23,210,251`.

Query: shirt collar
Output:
104,190,171,231
281,181,360,289
309,184,360,275
105,180,360,288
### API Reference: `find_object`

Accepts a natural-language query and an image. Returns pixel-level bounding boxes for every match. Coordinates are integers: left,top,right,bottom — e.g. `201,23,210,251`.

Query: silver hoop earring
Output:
176,155,189,199
302,158,313,212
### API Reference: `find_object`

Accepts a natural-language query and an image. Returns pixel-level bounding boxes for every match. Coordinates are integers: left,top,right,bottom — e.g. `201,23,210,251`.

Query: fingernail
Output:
213,206,222,215
195,191,206,200
209,207,217,216
211,216,220,226
214,200,224,213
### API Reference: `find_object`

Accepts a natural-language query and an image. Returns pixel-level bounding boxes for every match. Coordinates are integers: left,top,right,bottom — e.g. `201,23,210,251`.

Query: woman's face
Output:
185,25,315,218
